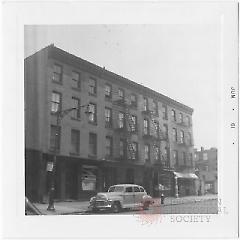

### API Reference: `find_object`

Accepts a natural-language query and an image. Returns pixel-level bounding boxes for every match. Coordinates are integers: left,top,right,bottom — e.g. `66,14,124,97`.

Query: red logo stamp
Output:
134,198,165,225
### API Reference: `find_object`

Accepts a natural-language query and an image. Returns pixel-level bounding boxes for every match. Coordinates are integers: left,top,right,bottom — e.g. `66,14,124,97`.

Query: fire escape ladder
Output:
125,108,135,133
124,106,135,160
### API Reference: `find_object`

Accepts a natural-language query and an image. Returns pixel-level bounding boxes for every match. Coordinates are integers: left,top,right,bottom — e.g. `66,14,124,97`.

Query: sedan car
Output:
88,184,154,213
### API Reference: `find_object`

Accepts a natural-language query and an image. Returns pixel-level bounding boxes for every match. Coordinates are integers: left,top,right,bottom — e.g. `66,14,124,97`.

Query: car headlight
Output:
90,197,96,203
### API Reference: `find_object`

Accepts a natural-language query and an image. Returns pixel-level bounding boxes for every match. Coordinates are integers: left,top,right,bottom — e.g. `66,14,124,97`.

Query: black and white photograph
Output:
1,1,239,239
24,25,219,216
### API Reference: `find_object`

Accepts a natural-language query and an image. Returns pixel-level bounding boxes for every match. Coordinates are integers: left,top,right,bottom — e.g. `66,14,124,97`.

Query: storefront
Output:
174,172,199,196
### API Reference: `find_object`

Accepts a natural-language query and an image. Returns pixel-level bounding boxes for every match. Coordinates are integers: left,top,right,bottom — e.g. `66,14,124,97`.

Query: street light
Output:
47,104,91,211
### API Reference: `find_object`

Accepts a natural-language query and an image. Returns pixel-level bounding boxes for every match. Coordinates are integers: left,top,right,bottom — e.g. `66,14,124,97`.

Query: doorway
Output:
65,163,78,200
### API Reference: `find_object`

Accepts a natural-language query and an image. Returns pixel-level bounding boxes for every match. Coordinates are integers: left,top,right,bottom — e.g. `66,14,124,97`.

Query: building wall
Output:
25,45,196,200
195,147,218,194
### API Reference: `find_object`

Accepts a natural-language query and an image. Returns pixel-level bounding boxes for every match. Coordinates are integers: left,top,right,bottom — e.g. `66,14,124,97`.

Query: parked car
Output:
88,184,154,213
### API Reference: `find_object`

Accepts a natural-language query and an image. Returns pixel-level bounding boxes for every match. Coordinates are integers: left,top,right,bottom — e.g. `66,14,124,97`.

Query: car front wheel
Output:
111,202,121,213
143,202,150,210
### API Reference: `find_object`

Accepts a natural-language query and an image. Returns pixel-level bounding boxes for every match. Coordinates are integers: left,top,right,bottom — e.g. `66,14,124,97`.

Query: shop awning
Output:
174,172,199,179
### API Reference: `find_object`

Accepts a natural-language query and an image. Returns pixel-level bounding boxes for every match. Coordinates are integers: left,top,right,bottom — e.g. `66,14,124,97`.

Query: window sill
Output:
72,87,81,92
69,152,80,156
49,148,60,154
89,121,97,126
88,92,97,97
88,154,97,159
71,117,81,122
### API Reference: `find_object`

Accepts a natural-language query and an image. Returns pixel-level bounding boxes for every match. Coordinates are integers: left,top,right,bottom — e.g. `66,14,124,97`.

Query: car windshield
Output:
108,186,124,192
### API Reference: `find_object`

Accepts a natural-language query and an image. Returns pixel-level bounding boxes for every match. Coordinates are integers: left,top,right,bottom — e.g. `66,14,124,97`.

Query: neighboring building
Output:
194,147,218,194
25,44,197,202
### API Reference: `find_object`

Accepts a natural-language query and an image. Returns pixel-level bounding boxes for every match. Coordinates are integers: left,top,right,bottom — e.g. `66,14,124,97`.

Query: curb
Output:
153,197,217,207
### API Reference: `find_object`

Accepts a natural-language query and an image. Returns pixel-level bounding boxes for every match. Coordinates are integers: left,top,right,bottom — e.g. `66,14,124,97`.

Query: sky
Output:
25,25,220,150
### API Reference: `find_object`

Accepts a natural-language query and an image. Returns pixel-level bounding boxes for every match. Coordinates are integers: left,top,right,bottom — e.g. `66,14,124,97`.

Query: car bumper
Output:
88,202,112,211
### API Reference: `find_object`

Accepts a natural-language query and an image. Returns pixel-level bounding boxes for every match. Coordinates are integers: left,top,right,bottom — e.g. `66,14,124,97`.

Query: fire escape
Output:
113,98,137,161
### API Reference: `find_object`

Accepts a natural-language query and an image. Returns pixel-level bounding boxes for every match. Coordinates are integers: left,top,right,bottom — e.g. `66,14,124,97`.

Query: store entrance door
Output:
65,163,78,200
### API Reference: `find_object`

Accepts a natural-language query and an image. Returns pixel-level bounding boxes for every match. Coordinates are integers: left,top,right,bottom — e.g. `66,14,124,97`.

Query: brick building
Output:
194,147,218,195
25,44,197,202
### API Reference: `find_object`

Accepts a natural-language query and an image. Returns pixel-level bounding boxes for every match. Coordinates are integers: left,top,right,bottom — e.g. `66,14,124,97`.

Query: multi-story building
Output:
194,147,218,195
25,44,197,202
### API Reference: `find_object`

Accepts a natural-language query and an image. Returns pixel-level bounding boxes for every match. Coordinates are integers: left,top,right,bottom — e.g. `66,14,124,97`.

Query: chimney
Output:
201,147,204,152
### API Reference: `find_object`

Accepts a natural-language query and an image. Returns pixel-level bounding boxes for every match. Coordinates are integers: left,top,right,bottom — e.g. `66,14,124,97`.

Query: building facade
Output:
194,147,218,195
25,44,197,202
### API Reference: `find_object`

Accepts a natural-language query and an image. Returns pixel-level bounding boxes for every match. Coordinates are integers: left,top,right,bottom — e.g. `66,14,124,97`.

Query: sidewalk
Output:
34,200,89,215
153,194,217,207
34,194,217,215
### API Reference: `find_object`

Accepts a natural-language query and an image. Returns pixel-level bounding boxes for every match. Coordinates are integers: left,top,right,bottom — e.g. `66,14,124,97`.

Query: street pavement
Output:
33,194,217,215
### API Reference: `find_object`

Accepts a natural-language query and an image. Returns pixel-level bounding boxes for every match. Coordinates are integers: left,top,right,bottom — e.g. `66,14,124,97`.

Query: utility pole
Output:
47,105,91,211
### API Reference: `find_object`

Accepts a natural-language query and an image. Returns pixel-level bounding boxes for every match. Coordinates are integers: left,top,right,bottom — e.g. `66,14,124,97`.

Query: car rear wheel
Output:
111,202,121,213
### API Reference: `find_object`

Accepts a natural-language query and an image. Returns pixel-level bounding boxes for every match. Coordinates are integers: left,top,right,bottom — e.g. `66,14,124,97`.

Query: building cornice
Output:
46,44,193,114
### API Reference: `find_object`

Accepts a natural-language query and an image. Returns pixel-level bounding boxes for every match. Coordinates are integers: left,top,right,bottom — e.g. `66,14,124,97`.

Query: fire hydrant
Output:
160,193,165,205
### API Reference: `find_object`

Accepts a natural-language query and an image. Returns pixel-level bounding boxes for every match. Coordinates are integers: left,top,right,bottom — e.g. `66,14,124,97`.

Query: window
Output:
164,147,168,160
105,108,112,128
179,113,183,123
131,142,138,160
52,64,62,83
72,97,80,119
72,71,81,89
171,109,176,121
154,121,160,138
50,125,61,151
51,92,61,113
89,77,97,95
105,84,112,98
163,124,168,138
186,116,191,126
130,94,137,107
106,136,113,157
140,187,145,192
187,133,192,145
89,133,97,156
88,103,97,123
144,144,150,161
154,145,160,161
125,187,133,193
143,119,149,135
162,105,168,119
152,101,158,115
189,153,193,166
104,107,112,126
180,130,185,143
173,150,178,166
172,128,177,142
182,152,186,165
203,153,208,160
71,129,80,154
204,165,209,171
130,115,137,132
119,139,125,158
118,112,125,128
118,89,124,100
134,186,140,192
143,97,148,111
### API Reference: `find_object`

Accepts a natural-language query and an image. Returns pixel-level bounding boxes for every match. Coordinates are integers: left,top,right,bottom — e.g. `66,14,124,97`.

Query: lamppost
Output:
47,104,90,211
